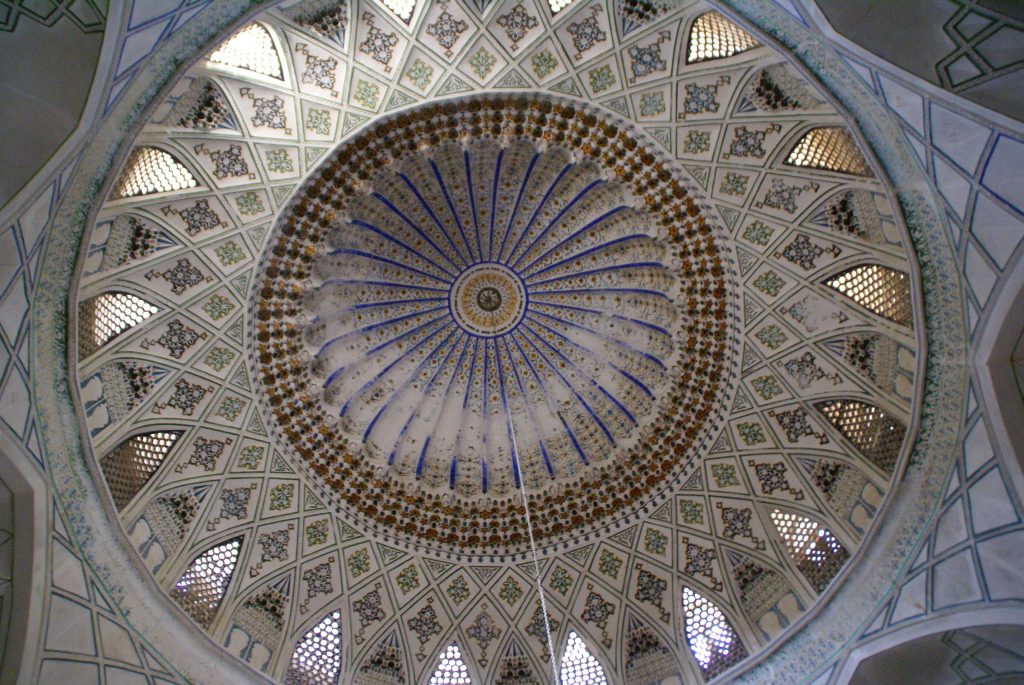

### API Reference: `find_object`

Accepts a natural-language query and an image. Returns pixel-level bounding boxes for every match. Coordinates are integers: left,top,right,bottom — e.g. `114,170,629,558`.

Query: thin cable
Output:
507,409,560,685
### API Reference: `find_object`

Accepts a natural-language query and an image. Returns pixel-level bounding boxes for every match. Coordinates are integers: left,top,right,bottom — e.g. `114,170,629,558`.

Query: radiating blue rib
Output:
454,340,482,488
323,312,450,388
512,187,614,272
525,308,665,370
364,325,460,442
496,153,540,263
316,305,448,358
526,261,665,288
531,299,672,336
493,340,521,489
501,336,555,477
524,234,653,280
414,438,431,478
488,149,503,261
510,334,590,466
385,332,467,464
464,150,484,261
449,454,457,489
520,319,637,427
328,248,450,285
320,278,448,294
517,205,630,275
398,172,470,268
529,286,670,300
340,320,453,416
516,326,617,446
371,192,462,272
520,312,655,399
346,297,448,311
349,219,456,278
502,162,573,266
430,159,477,263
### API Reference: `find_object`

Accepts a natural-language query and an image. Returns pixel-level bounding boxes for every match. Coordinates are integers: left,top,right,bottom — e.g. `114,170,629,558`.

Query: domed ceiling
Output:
69,1,923,683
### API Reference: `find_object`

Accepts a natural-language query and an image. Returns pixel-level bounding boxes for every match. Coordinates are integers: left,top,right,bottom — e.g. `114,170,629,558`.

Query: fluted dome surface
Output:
255,96,731,551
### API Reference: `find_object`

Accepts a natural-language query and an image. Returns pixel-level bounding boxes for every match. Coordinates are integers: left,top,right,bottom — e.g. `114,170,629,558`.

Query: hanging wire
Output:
507,410,560,685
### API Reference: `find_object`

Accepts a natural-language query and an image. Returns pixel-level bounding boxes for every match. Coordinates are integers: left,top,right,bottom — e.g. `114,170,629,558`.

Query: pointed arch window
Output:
381,0,416,23
817,399,906,473
770,509,849,593
785,127,872,176
171,537,242,629
682,587,747,679
560,630,608,685
429,643,472,684
825,264,913,327
111,147,197,200
100,430,182,509
209,23,284,79
686,12,759,64
78,291,159,359
286,609,342,685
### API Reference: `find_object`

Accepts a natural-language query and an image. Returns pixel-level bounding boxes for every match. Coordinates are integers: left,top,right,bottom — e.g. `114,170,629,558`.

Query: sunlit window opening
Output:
682,587,746,677
111,147,197,199
770,509,849,592
786,127,872,176
429,643,472,684
687,11,759,64
826,264,913,326
78,292,159,359
818,399,906,474
560,631,608,685
381,0,416,23
549,0,576,13
209,23,284,79
171,538,242,628
100,431,182,510
286,610,342,685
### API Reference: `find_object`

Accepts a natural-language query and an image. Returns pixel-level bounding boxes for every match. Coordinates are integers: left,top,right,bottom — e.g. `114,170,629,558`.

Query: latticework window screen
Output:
682,587,747,679
285,610,342,685
171,537,242,629
825,264,913,327
110,147,197,199
770,510,850,593
817,399,907,473
78,292,159,359
429,643,472,685
100,431,182,510
560,631,608,685
786,127,872,176
686,12,759,64
209,23,284,79
381,0,416,22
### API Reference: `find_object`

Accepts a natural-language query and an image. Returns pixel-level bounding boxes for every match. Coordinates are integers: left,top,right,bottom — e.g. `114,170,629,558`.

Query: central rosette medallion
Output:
449,263,527,337
255,97,730,550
